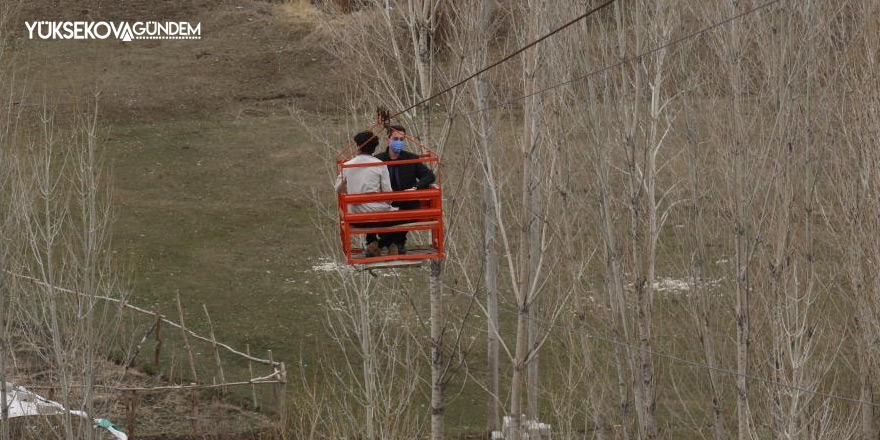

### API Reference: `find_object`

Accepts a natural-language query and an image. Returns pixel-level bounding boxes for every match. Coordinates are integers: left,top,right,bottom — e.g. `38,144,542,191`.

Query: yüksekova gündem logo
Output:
25,21,201,41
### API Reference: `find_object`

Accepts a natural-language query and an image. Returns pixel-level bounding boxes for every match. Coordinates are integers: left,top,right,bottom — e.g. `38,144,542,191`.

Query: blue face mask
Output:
390,139,406,153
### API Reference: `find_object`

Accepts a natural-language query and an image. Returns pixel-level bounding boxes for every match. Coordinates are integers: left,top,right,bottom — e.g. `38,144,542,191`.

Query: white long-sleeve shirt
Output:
335,154,397,214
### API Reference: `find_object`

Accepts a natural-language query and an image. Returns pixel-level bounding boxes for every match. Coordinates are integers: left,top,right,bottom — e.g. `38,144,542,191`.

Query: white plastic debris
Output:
2,382,128,440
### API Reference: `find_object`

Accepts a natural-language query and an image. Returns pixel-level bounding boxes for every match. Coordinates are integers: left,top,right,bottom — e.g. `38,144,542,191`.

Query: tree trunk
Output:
574,288,605,440
592,38,633,438
599,169,632,440
484,164,500,434
682,60,726,440
37,126,75,439
466,0,499,432
723,4,751,438
358,272,376,440
473,0,500,429
731,46,751,440
510,305,529,440
79,108,101,440
523,0,545,426
414,3,443,438
619,1,657,435
0,235,7,440
856,318,875,440
611,4,649,438
429,260,444,440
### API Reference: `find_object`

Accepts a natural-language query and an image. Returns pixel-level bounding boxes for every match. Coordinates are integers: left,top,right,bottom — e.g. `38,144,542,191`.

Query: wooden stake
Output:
247,344,260,411
202,304,226,395
125,390,139,439
175,291,199,383
278,361,288,439
153,305,163,371
168,350,176,384
268,350,279,414
190,387,200,435
127,319,159,369
119,299,128,357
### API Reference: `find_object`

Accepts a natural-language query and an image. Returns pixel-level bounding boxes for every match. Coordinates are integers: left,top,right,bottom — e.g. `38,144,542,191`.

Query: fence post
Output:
247,344,260,410
278,361,288,438
153,305,162,371
119,299,128,357
125,390,139,439
128,318,159,370
168,351,176,383
202,304,226,395
175,291,199,383
268,350,279,414
190,387,200,435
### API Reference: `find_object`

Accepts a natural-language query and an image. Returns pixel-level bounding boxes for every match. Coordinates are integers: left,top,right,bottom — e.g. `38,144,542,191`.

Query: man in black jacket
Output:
374,125,436,255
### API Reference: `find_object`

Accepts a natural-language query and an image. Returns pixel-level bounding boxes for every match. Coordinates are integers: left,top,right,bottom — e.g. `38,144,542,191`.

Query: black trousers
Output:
353,221,405,246
378,230,407,248
358,203,416,248
377,202,418,248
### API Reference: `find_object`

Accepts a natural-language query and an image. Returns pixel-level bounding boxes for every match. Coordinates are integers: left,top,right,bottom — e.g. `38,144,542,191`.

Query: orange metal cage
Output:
335,129,444,266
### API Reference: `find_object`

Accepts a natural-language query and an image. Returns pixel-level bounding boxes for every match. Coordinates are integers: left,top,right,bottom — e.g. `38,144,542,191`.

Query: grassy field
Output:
11,0,495,434
15,0,338,346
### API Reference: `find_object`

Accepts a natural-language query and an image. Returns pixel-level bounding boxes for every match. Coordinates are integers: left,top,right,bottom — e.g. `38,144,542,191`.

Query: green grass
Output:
106,115,332,356
100,112,498,434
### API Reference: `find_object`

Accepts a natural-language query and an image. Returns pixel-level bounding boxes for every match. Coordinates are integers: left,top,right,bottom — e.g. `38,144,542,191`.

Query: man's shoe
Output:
388,244,399,256
397,243,406,255
365,242,380,258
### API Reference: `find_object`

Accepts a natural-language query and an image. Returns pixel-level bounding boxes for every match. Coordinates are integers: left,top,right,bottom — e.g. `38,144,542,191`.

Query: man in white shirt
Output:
335,131,397,257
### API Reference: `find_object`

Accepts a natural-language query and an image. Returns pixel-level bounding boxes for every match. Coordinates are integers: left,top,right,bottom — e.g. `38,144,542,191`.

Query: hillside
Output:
5,1,880,439
6,0,369,437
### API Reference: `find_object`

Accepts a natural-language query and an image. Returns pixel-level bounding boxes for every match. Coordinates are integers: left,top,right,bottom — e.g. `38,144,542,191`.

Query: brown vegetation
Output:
4,0,880,439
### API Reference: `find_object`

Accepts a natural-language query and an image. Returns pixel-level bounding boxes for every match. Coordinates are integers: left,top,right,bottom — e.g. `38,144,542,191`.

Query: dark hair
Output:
387,125,407,138
354,131,379,154
360,142,378,155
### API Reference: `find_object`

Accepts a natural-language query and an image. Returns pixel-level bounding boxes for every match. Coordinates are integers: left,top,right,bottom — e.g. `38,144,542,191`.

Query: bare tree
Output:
506,0,547,435
445,0,501,432
318,264,425,439
309,1,880,438
697,2,764,437
0,73,128,439
833,3,880,438
680,48,727,440
317,3,463,439
522,0,546,426
0,3,16,434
